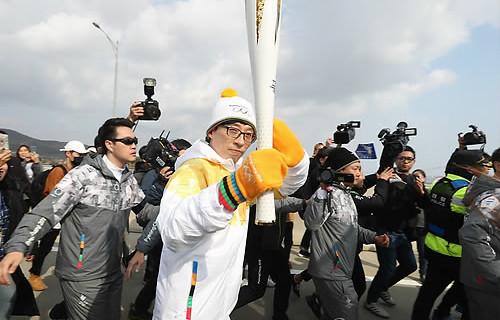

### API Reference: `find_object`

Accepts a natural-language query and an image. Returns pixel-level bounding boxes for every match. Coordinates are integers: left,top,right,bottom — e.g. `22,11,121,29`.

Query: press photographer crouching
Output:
304,147,389,320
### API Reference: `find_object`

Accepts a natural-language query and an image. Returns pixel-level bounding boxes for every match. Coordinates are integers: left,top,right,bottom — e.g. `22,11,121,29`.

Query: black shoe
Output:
298,249,310,258
306,293,322,319
49,301,68,320
291,274,301,297
129,303,153,320
431,309,452,320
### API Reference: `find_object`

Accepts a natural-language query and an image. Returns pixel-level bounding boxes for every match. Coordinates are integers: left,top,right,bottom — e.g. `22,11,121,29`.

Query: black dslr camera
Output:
460,125,486,146
318,169,354,185
333,121,360,146
378,121,417,171
140,131,179,169
138,78,161,121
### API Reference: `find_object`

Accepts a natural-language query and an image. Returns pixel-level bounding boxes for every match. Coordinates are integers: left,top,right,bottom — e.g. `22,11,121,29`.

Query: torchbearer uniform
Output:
152,90,309,320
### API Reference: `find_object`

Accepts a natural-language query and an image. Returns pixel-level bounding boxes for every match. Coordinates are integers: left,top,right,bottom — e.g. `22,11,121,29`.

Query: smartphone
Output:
0,133,9,150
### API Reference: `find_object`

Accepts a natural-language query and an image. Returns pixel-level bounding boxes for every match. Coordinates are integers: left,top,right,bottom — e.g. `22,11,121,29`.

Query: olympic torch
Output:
245,0,283,224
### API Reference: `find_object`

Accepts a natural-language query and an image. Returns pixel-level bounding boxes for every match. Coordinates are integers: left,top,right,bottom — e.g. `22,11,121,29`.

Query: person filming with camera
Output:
304,147,390,320
365,122,426,318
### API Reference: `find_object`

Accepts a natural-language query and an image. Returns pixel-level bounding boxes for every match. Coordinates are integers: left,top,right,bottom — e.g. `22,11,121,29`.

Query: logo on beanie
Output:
229,104,249,115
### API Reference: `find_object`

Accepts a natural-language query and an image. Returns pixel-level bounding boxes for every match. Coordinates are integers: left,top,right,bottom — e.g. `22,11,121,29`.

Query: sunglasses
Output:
110,137,138,145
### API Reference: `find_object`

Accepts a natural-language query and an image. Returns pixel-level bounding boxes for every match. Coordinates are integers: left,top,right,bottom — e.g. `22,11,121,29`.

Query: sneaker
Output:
128,304,153,320
49,301,67,320
298,249,310,258
28,273,48,291
365,302,390,318
305,293,322,319
267,278,276,288
379,291,396,306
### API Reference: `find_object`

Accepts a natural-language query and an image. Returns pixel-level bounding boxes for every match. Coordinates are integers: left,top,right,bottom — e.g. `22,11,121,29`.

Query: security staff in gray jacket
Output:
0,118,159,320
304,147,390,320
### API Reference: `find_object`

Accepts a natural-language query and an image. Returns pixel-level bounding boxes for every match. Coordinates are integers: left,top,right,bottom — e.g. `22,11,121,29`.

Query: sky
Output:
1,0,499,177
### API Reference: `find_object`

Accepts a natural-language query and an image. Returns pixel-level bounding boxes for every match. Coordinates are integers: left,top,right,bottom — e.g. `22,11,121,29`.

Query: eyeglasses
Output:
110,137,138,146
223,126,256,143
397,156,415,162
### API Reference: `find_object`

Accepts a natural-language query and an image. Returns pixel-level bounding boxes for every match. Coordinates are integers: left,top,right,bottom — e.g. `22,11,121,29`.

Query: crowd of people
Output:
0,88,498,320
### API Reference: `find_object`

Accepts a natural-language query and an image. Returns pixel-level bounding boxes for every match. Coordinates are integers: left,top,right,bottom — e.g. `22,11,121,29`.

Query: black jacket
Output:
375,173,423,233
0,158,39,316
247,198,306,251
351,178,390,217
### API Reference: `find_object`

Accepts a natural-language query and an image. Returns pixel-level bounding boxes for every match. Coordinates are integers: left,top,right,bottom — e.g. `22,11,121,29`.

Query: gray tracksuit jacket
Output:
460,175,500,294
305,185,376,281
5,154,158,281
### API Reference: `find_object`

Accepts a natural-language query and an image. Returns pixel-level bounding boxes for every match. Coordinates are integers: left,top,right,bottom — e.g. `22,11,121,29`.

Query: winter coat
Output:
305,185,376,281
460,175,500,293
5,154,157,281
0,158,39,316
151,140,308,320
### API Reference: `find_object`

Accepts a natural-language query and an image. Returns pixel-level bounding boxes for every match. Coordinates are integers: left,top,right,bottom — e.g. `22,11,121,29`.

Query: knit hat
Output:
60,140,88,154
206,88,256,135
323,147,360,171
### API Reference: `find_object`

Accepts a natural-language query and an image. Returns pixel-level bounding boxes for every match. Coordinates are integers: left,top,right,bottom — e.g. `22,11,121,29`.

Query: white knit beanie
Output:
206,88,256,134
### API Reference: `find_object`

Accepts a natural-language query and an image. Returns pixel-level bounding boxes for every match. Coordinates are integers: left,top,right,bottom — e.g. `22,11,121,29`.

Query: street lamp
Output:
92,22,119,116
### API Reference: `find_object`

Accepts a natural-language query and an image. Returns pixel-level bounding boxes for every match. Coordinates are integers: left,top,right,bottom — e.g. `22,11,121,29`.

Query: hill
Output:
0,128,66,162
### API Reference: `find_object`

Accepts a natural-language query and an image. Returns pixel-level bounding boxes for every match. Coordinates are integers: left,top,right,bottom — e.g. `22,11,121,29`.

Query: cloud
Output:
0,0,498,176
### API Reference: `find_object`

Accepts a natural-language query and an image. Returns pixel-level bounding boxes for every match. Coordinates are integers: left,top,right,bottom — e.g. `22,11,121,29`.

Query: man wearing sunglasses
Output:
132,88,308,320
0,118,160,319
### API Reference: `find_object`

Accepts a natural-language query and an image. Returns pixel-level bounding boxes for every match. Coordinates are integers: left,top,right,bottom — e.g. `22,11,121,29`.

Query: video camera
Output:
318,169,354,185
378,121,417,171
138,78,161,121
140,131,179,170
333,121,361,147
460,125,486,146
333,121,360,146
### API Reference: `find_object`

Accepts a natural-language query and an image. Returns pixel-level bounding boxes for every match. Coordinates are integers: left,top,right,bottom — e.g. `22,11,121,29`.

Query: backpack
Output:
30,165,67,207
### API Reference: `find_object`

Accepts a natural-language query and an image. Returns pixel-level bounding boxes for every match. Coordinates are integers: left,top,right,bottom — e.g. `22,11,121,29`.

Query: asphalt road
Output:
10,218,461,320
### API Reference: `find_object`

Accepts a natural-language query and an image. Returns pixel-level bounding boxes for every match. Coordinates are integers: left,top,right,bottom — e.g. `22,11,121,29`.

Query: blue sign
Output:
355,143,377,159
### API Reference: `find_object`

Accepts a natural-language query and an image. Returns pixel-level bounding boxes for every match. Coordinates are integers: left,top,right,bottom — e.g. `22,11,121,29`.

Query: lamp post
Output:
92,22,119,116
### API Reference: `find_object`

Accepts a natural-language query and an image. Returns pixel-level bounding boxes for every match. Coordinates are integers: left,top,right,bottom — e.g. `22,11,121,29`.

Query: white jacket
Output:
153,140,308,319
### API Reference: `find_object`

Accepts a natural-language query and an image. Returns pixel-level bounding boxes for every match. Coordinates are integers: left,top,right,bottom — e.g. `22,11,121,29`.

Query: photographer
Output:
304,147,389,320
297,166,393,315
129,138,191,319
365,146,425,318
140,138,191,205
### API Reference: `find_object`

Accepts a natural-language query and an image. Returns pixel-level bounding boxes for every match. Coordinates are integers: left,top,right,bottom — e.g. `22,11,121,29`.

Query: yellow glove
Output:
218,149,288,210
273,118,304,167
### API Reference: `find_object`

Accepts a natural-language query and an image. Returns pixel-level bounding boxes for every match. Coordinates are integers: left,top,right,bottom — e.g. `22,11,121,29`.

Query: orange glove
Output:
218,149,288,210
273,118,304,167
